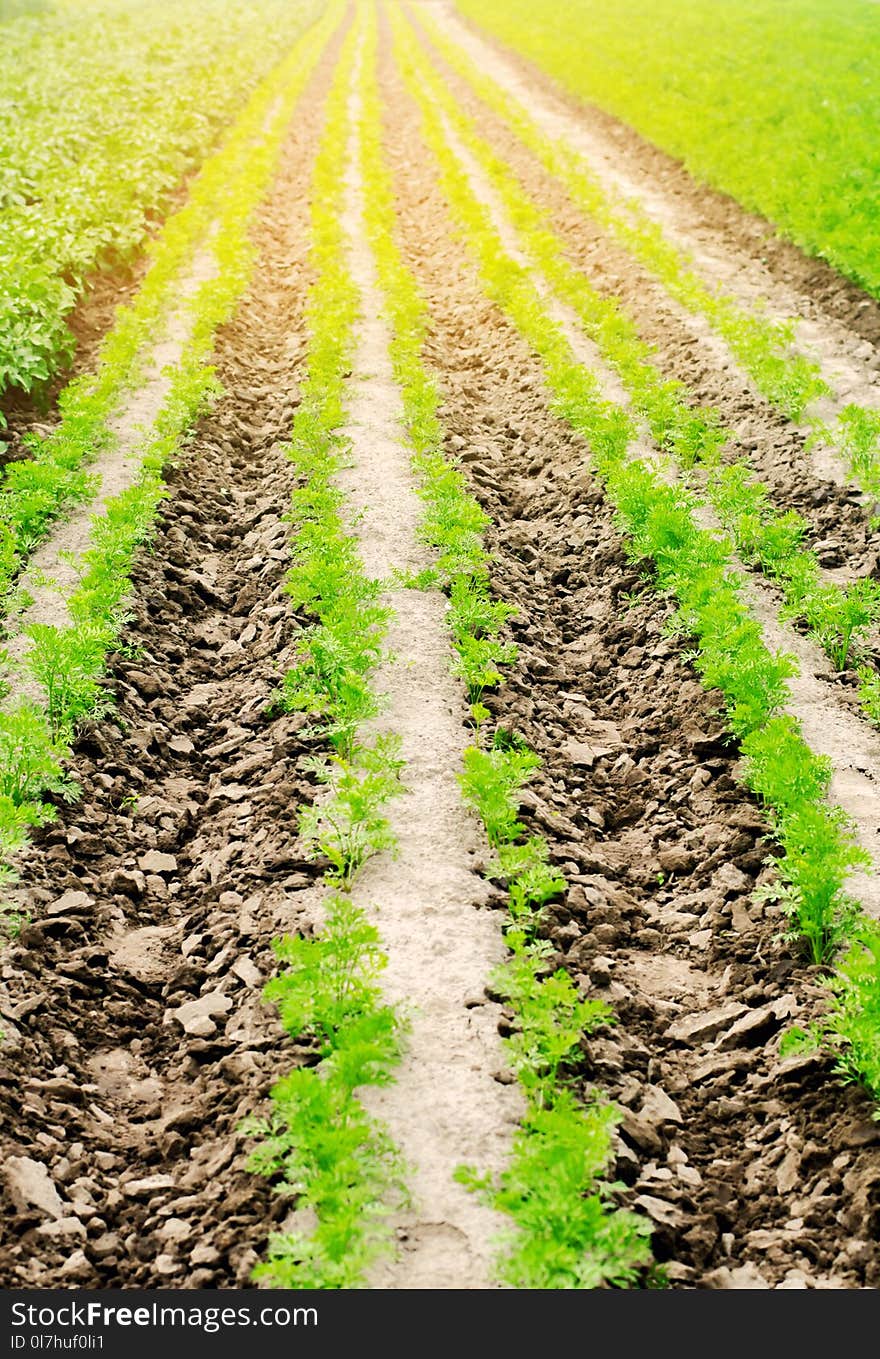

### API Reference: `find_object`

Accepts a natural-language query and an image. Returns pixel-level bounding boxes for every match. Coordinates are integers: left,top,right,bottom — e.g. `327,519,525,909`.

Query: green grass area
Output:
454,0,880,297
0,0,324,402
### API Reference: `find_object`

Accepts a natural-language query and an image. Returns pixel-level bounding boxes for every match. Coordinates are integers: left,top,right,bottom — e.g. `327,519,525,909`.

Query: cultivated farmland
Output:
0,0,879,1292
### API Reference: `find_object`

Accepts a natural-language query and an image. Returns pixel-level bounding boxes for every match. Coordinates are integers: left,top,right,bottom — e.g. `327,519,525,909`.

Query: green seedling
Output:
458,743,539,848
781,922,880,1113
0,704,78,807
248,896,407,1288
299,736,404,889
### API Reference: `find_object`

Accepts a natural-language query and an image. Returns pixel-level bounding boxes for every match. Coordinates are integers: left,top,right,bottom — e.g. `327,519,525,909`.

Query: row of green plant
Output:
358,11,515,722
0,2,342,619
709,464,880,675
0,7,344,894
415,6,880,503
0,0,326,402
394,19,880,721
246,891,408,1287
247,20,407,1288
392,8,880,1107
457,741,654,1285
361,5,653,1286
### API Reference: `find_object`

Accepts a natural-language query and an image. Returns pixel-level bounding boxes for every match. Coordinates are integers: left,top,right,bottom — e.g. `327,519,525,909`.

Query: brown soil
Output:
377,28,880,1289
3,0,880,1295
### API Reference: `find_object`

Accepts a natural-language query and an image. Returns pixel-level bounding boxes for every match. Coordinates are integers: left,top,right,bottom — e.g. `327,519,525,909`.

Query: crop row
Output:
0,6,343,918
247,21,408,1288
452,0,880,299
418,7,880,505
0,0,325,404
391,5,880,1108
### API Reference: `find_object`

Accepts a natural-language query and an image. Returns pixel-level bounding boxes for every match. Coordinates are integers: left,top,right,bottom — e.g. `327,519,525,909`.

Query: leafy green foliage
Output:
711,463,880,677
835,406,880,501
0,704,77,806
487,837,566,920
248,896,407,1289
0,0,325,402
265,895,395,1063
457,1090,651,1288
405,22,880,721
358,43,517,715
494,929,613,1090
784,923,880,1115
453,0,880,301
0,2,337,609
300,738,404,888
821,925,880,1110
458,743,539,847
857,665,880,726
367,18,655,1284
451,730,652,1286
278,46,391,767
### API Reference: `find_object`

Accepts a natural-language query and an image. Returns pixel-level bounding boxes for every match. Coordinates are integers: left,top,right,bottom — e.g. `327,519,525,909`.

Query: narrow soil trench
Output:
0,39,344,1289
335,64,519,1289
379,26,880,1289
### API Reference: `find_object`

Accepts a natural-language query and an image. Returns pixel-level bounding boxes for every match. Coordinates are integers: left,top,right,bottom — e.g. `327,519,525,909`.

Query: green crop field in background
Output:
454,0,880,297
0,0,324,400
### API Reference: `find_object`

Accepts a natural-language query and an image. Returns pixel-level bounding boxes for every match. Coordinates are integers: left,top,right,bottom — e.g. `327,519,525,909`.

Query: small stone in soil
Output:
4,1157,65,1220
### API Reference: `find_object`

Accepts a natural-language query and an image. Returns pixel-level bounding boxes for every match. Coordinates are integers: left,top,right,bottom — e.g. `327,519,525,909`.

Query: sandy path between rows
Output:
333,58,520,1289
